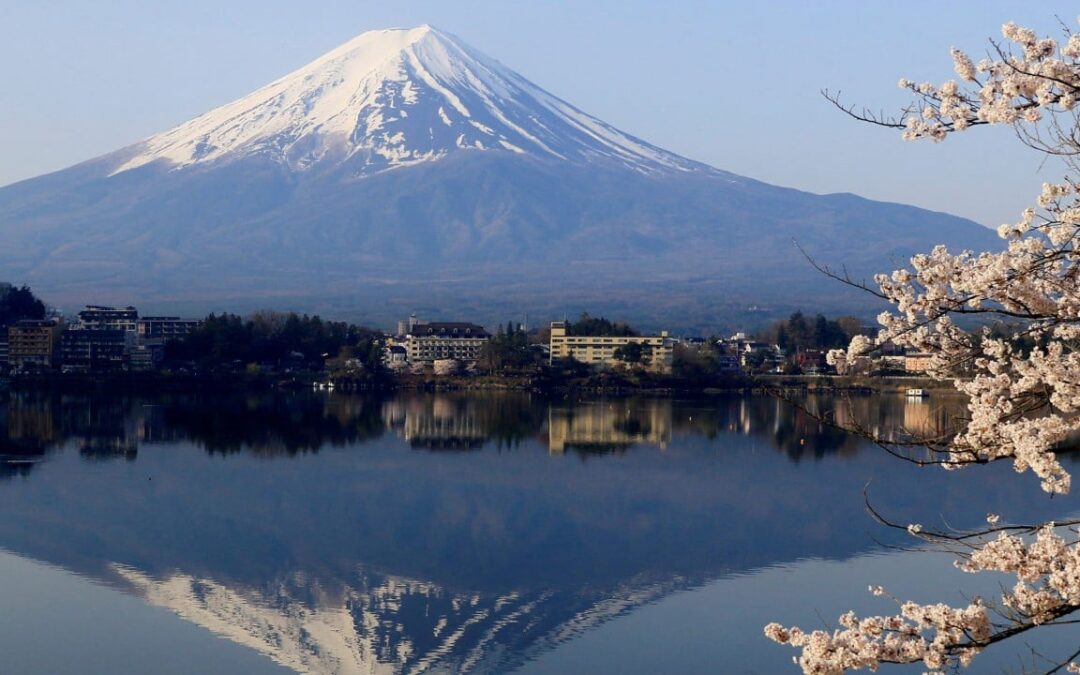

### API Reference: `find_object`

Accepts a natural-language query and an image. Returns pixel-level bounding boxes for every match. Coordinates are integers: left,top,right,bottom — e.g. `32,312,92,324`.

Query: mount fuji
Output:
0,25,997,329
112,25,701,178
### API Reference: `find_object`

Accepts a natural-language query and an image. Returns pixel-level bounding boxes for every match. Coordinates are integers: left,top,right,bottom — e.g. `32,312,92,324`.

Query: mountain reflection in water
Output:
0,390,1071,674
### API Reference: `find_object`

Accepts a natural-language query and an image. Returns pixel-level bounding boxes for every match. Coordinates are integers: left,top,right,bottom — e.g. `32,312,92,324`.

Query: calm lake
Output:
0,389,1077,674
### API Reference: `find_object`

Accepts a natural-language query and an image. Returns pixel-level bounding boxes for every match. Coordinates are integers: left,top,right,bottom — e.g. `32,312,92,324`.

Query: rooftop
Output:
409,322,489,338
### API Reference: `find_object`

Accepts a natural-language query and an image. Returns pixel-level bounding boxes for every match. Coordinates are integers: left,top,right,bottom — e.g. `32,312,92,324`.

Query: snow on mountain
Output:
114,563,682,675
112,25,701,177
0,24,999,324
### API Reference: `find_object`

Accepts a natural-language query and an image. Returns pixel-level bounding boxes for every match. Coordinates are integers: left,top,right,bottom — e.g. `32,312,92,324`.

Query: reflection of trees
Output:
163,393,386,456
0,389,1053,675
753,397,858,461
0,461,36,479
0,390,391,465
0,389,970,472
663,395,967,463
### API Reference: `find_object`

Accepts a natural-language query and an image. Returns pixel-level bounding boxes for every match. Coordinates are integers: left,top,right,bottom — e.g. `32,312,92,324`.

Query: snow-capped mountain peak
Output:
112,25,700,176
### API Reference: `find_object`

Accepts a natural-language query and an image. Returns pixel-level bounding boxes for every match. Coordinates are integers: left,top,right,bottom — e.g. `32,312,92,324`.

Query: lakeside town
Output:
10,7,1080,673
0,283,936,387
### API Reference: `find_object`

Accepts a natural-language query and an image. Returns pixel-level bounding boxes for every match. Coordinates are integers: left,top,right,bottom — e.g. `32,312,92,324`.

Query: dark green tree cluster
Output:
478,322,544,373
671,343,734,384
761,311,863,352
0,285,46,327
165,311,384,373
613,341,648,364
567,312,638,336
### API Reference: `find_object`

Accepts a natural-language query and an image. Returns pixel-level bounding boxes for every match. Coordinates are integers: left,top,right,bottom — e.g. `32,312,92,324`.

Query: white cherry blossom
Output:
776,18,1080,673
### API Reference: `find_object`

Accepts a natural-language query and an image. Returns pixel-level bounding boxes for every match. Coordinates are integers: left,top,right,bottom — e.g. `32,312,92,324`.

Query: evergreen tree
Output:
0,285,46,327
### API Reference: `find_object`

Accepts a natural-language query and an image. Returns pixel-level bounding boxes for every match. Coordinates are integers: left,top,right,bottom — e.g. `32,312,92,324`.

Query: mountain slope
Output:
112,25,704,177
0,25,999,328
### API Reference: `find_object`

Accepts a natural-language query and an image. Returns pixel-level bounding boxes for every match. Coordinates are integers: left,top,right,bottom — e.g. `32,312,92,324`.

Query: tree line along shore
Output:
1,284,950,395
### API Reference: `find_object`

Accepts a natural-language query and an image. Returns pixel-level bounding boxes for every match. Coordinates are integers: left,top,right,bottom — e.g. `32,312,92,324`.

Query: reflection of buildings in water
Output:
737,396,787,437
901,398,959,439
2,395,57,479
546,396,860,457
71,402,143,459
547,400,671,453
78,436,138,460
827,395,962,443
135,404,186,445
382,395,677,454
752,394,968,458
113,564,682,675
1,394,65,478
1,394,182,464
1,389,971,469
828,399,877,439
1,393,130,473
827,398,893,441
381,399,407,432
3,393,61,452
728,396,861,459
0,458,38,478
382,396,490,450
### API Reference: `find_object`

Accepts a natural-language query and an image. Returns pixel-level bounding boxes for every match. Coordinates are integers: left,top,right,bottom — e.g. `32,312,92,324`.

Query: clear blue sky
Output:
1,0,1076,227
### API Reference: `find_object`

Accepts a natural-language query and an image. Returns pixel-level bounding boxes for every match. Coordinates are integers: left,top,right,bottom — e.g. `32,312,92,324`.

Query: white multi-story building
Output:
78,305,138,332
405,322,489,363
136,316,201,341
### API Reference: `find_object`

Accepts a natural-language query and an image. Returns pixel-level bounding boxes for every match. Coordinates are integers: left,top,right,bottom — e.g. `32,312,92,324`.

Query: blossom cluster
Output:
897,21,1080,141
833,175,1080,494
961,526,1080,622
764,594,989,675
777,19,1080,674
767,524,1080,673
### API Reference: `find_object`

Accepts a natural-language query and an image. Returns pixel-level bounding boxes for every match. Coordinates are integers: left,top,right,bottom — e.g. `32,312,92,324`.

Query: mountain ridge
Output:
0,25,999,330
107,25,707,178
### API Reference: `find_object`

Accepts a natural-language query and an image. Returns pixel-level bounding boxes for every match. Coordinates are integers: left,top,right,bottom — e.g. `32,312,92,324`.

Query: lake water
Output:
0,389,1077,674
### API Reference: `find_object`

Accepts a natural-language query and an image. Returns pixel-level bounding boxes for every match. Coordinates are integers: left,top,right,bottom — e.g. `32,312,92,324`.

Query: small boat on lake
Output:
905,388,929,398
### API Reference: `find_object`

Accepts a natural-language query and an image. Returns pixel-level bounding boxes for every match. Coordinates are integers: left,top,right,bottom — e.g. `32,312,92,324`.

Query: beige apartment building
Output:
905,353,933,373
548,321,674,373
8,319,63,370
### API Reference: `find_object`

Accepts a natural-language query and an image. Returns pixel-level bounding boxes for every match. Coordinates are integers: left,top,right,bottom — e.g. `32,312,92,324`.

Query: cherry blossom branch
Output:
770,18,1080,673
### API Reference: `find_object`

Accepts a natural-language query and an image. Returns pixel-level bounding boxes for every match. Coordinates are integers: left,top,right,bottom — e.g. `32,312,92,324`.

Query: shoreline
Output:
0,371,954,397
